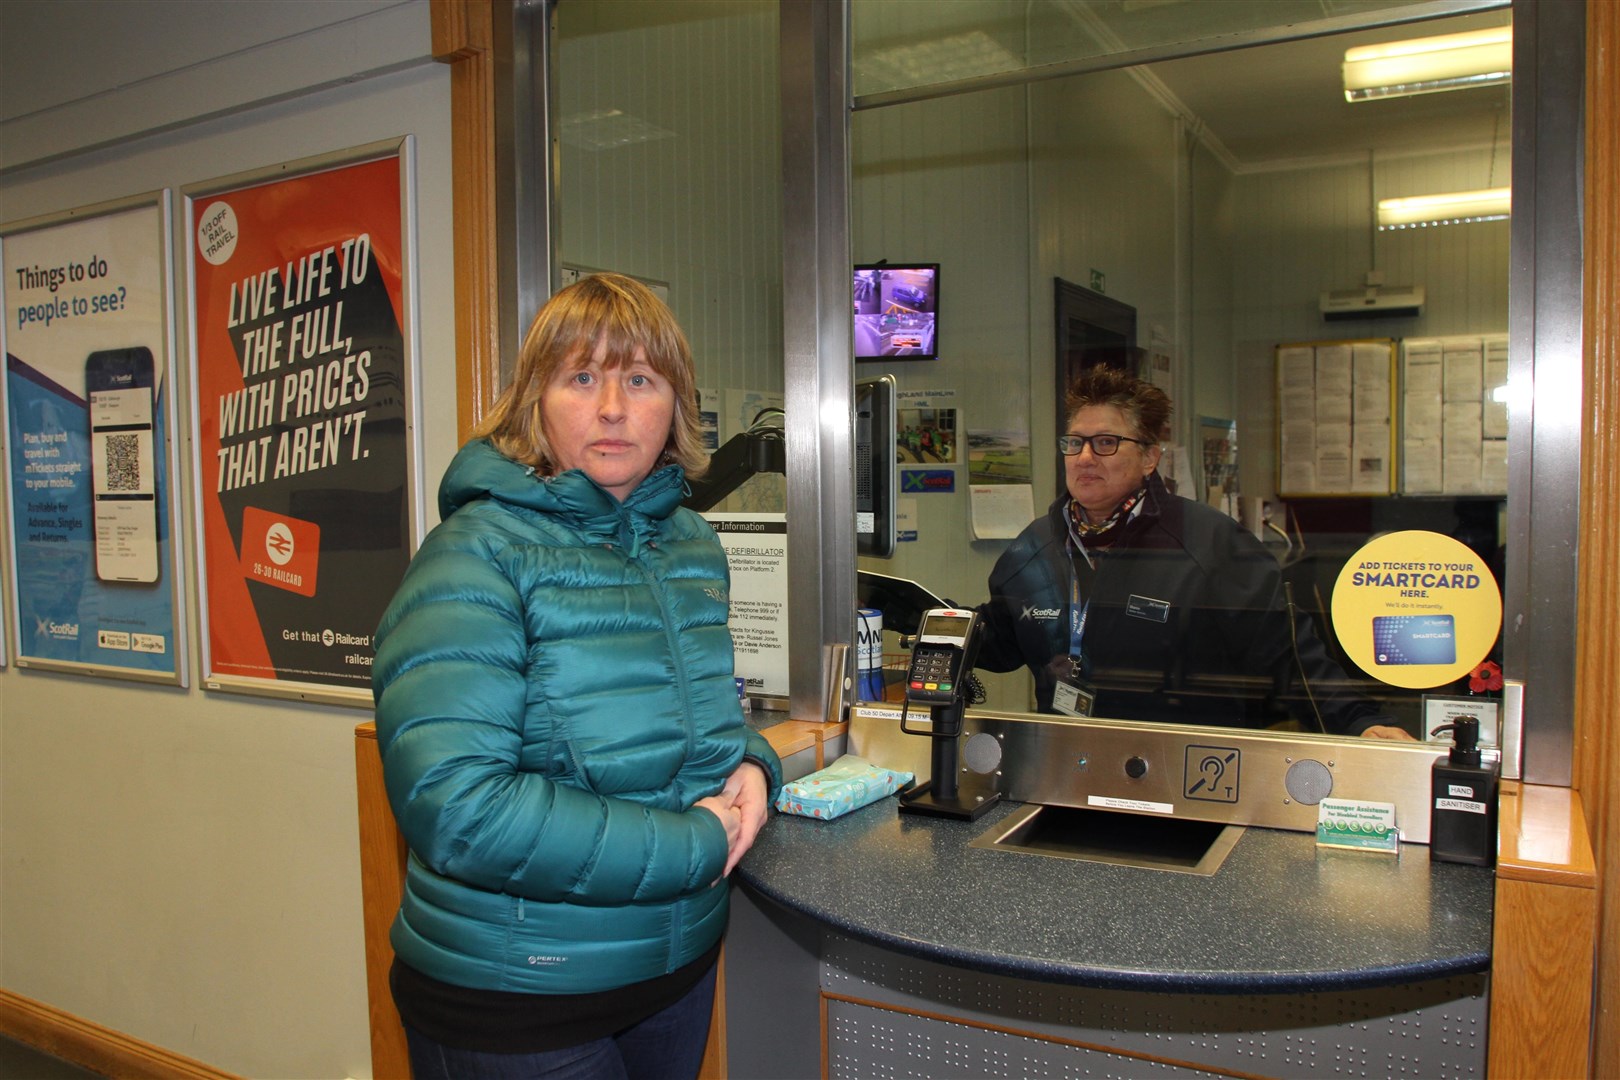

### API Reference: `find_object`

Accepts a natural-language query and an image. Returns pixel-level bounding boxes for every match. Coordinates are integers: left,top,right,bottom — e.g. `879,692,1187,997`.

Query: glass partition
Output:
553,0,785,514
540,0,1529,743
852,3,1513,743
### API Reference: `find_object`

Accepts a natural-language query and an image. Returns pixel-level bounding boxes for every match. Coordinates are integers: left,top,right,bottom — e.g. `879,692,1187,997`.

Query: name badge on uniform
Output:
1125,594,1171,623
1053,677,1096,717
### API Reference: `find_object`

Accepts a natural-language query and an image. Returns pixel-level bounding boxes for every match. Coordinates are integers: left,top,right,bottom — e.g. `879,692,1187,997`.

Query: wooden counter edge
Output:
763,719,847,770
1487,781,1596,1080
1494,780,1597,888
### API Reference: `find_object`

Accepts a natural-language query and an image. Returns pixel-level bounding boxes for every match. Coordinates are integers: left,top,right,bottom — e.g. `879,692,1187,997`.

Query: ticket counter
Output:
723,713,1496,1078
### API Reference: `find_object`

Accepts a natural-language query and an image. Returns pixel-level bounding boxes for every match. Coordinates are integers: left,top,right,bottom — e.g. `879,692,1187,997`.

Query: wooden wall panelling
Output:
432,0,502,442
355,723,410,1079
1578,0,1620,1074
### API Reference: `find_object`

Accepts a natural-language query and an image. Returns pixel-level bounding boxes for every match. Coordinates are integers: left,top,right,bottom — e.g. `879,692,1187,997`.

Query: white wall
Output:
0,3,455,1077
1029,65,1183,483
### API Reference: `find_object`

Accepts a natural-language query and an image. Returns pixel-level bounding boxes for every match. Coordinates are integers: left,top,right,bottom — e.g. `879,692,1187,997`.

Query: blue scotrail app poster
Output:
0,197,182,681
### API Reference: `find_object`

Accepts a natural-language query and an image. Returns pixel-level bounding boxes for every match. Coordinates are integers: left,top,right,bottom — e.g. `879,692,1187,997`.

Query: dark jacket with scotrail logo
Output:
372,439,781,998
976,471,1383,735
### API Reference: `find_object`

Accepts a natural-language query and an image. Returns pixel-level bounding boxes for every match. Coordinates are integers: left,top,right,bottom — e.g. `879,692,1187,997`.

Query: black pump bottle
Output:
1428,715,1499,866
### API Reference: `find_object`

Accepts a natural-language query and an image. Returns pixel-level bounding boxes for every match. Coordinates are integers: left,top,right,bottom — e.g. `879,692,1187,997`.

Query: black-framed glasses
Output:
1057,433,1150,457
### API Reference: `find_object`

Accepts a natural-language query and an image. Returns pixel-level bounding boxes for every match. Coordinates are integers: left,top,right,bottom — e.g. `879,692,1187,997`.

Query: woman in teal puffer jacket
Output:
373,273,781,1079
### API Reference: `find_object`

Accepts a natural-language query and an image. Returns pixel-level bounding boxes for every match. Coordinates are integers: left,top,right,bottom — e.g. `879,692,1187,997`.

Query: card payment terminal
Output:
897,607,999,820
905,608,980,706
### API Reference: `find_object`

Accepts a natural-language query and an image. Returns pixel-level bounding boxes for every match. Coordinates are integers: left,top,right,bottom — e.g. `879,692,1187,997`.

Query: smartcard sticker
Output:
1330,530,1500,688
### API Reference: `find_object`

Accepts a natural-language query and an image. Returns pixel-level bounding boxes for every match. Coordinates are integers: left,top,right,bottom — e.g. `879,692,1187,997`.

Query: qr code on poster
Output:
102,433,143,492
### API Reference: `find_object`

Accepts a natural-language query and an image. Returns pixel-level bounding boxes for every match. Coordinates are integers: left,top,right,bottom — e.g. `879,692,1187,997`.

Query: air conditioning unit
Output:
1319,285,1425,321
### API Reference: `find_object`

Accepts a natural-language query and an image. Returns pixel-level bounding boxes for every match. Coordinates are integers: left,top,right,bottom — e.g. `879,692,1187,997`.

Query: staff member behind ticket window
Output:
975,365,1413,740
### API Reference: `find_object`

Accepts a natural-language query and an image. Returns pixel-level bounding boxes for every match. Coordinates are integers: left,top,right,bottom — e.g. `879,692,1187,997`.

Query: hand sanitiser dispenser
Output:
1427,716,1499,866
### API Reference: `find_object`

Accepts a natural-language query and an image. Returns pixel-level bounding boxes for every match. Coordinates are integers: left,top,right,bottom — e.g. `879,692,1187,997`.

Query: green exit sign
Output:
1090,269,1106,293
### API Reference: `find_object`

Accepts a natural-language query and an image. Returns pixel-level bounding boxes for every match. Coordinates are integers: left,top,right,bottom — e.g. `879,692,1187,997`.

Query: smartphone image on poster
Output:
86,347,159,583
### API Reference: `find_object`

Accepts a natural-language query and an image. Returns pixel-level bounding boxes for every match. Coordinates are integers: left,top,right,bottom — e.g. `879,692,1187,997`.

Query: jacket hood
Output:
438,439,688,527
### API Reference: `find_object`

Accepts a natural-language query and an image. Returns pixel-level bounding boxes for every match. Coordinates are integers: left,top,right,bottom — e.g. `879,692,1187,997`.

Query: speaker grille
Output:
1285,759,1334,804
962,732,1002,774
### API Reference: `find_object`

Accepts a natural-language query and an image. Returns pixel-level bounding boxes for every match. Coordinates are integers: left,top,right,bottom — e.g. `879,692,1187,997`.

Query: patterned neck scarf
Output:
1069,487,1147,541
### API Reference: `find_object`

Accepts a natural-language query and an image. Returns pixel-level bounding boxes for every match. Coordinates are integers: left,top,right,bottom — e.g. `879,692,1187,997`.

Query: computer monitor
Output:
856,374,897,557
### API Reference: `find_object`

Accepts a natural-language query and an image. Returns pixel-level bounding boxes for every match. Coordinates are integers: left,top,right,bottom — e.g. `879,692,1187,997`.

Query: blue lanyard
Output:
1069,571,1088,667
1063,526,1093,673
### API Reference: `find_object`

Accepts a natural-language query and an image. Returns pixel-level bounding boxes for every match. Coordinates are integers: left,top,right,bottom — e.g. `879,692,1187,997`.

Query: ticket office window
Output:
838,0,1576,770
534,1,1576,776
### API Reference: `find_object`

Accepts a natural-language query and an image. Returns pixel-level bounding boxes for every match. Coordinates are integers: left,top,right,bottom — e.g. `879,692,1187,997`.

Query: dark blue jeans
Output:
402,963,717,1080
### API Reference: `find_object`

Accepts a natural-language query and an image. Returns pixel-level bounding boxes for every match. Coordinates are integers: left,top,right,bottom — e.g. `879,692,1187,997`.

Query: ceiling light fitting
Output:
1377,187,1511,230
1343,26,1511,102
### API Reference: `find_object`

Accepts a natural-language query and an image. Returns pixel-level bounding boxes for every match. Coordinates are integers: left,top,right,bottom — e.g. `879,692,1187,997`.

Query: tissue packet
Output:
773,755,914,820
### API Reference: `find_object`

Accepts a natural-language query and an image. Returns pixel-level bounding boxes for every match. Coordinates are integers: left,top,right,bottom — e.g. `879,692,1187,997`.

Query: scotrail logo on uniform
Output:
238,505,321,597
1020,605,1061,622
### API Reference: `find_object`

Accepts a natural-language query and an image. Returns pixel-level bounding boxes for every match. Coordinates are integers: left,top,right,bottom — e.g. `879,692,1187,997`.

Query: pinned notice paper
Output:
970,484,1034,540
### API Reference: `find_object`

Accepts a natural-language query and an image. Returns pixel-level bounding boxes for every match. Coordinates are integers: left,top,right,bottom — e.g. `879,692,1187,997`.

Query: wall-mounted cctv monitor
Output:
854,263,939,362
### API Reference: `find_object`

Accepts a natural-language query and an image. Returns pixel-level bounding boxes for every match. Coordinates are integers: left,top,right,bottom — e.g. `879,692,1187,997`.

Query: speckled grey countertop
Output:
737,796,1493,994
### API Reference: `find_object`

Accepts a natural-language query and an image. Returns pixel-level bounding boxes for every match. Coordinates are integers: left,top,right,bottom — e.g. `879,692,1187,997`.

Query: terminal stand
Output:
898,698,1000,820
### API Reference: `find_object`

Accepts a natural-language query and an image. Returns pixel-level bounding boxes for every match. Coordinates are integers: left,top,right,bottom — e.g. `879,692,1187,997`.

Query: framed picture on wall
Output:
0,191,187,684
182,138,422,707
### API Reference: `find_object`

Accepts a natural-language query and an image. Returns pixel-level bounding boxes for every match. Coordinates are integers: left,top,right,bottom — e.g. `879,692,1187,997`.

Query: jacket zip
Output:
636,539,700,966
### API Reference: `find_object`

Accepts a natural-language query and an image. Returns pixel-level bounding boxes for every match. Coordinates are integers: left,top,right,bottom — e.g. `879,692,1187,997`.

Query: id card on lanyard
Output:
1054,536,1096,717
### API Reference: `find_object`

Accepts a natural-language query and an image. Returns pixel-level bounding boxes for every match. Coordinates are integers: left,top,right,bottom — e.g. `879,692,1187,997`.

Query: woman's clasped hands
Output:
695,760,771,880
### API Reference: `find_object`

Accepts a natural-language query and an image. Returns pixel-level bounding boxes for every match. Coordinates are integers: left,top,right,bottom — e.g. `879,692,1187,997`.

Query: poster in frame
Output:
0,191,187,684
182,138,422,707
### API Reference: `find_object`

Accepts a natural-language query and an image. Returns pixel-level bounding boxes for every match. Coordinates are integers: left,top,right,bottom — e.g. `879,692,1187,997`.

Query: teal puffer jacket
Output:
373,440,782,995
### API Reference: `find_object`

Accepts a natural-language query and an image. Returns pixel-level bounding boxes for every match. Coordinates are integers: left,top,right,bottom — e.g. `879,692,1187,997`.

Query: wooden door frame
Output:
1576,3,1620,1071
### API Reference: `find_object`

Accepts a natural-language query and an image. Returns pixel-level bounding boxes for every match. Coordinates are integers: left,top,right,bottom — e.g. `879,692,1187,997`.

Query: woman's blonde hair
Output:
473,272,708,479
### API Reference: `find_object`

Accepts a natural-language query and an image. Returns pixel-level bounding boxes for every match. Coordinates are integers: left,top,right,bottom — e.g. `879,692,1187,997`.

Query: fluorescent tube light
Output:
559,109,675,152
1377,188,1511,230
854,30,1025,88
1344,26,1511,101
